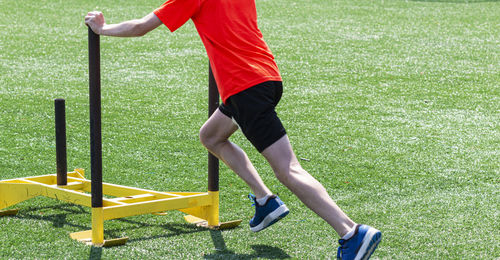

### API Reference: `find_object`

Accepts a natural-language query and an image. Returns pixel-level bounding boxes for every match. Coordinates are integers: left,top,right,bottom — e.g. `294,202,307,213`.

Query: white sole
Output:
355,227,382,260
250,204,289,232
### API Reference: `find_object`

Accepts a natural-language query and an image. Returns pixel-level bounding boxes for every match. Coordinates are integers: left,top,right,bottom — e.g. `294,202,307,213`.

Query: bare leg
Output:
199,109,272,198
261,135,355,237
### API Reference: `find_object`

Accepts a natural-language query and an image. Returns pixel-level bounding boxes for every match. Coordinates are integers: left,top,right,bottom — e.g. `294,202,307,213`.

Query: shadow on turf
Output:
89,246,102,260
7,204,104,260
10,203,89,229
9,203,212,239
203,229,290,259
8,203,290,259
118,219,291,259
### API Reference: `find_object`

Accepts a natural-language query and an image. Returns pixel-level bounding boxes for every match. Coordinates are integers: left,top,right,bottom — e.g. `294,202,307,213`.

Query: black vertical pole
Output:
208,64,219,192
55,98,67,186
89,27,103,208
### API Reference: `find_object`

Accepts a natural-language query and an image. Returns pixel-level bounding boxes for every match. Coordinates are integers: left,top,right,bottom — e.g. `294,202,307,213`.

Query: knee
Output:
199,124,224,151
199,125,213,149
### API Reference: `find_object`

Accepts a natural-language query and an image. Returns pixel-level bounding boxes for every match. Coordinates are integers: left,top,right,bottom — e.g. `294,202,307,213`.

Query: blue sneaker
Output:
337,224,382,260
248,194,289,232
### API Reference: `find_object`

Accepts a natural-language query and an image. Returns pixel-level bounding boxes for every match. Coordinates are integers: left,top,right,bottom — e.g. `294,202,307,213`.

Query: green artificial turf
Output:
0,0,499,259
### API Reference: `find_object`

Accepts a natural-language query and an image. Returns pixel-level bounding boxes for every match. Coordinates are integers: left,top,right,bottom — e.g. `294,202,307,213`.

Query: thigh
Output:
200,108,239,142
261,134,299,173
225,81,287,152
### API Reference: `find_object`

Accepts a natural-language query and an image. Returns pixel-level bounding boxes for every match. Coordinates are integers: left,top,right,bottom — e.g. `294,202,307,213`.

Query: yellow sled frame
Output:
0,169,241,247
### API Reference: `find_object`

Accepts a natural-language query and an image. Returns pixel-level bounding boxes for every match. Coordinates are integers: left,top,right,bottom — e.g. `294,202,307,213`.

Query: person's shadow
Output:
203,229,291,259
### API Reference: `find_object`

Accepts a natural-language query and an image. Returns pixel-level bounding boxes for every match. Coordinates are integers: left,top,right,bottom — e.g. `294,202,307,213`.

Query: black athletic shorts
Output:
219,81,287,153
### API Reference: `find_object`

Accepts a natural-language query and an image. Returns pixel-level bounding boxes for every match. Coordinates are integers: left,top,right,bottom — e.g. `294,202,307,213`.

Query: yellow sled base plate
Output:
0,209,19,216
184,215,242,230
70,230,128,247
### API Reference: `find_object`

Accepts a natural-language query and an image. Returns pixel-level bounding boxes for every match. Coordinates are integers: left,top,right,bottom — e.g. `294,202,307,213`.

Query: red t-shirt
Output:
153,0,282,103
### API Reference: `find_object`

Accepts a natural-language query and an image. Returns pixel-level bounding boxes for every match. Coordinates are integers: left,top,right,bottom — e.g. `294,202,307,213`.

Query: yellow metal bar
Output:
0,169,83,184
103,193,211,220
54,181,86,190
23,175,57,185
0,183,43,209
1,179,123,208
169,191,210,196
62,176,183,199
68,169,86,179
59,177,91,193
108,193,156,204
92,207,104,245
101,182,182,199
0,174,54,183
177,191,219,224
0,179,33,184
207,191,219,226
1,173,185,201
20,179,92,207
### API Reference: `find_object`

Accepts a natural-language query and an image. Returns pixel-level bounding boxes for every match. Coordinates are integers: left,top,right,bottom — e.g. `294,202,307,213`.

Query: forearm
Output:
100,19,149,37
86,12,161,37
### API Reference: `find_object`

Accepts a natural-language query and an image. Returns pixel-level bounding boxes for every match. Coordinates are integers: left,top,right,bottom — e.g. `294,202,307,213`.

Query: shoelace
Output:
248,193,257,207
337,246,342,259
337,240,345,259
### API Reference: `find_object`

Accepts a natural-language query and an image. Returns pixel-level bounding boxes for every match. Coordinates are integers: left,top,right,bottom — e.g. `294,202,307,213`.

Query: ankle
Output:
340,224,358,239
256,194,272,206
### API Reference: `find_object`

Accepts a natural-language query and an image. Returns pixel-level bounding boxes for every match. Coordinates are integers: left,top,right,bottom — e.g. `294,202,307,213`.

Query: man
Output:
85,0,381,258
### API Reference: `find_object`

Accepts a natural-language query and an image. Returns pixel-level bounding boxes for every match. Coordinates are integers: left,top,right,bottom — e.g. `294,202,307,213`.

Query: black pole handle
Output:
55,98,67,186
208,64,219,192
89,27,103,208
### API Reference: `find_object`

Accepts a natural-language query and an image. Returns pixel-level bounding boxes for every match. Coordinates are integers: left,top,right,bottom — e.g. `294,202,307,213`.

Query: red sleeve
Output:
153,0,200,32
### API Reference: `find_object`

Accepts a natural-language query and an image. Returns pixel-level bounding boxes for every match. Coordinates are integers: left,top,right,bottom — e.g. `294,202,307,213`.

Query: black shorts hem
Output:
255,129,287,153
218,81,286,153
218,104,232,119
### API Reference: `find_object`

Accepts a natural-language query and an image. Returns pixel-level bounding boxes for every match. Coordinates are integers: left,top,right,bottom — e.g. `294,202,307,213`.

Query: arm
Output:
85,11,162,37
